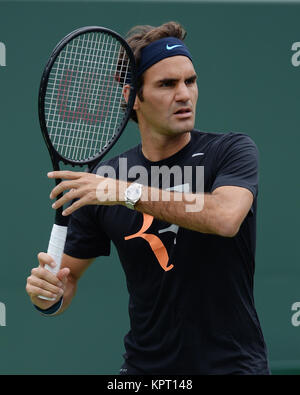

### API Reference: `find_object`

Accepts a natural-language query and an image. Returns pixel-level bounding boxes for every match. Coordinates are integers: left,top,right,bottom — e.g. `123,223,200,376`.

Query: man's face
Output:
135,55,198,136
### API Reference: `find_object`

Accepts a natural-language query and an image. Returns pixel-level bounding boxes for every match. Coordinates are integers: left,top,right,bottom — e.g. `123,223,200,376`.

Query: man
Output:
26,21,270,375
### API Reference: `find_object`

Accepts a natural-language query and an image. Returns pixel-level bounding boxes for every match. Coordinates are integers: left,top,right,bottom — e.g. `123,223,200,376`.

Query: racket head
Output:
38,26,137,168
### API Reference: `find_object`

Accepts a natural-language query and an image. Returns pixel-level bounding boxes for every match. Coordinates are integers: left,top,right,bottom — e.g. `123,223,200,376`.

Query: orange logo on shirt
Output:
124,213,174,272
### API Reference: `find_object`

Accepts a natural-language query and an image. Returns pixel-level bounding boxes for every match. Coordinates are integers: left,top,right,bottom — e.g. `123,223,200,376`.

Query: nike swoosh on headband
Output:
166,44,183,50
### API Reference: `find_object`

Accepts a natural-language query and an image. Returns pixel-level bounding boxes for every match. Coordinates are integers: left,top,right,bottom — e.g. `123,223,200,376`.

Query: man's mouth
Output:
173,108,192,118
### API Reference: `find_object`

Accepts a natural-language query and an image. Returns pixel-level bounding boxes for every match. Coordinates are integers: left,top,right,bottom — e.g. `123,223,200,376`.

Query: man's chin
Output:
171,119,195,134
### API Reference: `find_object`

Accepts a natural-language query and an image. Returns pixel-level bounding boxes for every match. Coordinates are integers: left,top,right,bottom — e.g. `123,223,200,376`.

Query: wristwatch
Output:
124,183,142,210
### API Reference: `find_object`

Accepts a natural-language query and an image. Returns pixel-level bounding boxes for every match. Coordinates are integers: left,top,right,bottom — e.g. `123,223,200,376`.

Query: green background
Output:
0,0,299,374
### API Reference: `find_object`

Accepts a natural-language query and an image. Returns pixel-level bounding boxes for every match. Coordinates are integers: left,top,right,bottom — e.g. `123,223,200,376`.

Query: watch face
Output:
125,183,142,209
128,184,141,200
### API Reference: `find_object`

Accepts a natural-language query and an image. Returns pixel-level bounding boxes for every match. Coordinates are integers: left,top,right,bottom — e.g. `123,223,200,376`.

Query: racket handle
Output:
38,224,68,301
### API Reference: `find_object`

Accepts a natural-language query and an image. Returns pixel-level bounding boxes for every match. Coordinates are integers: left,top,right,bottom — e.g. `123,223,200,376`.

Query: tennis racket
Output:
38,26,137,300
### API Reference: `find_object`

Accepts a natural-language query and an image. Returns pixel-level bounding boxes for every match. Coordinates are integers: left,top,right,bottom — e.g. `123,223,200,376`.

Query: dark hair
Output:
124,21,187,123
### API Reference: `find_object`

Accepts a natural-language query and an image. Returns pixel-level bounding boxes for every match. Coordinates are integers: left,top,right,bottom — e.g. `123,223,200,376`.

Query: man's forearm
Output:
134,186,238,237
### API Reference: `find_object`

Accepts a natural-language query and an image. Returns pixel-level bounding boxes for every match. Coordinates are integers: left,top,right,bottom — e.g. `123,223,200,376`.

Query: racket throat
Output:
55,208,69,227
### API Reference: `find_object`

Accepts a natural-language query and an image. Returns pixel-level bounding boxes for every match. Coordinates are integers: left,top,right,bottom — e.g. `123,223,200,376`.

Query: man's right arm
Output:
26,253,94,316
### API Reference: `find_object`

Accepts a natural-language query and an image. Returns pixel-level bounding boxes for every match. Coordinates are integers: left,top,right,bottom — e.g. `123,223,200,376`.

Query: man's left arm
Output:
48,133,258,238
48,172,253,238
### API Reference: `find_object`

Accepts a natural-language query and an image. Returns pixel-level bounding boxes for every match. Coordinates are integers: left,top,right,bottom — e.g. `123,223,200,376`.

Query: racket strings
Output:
45,31,131,162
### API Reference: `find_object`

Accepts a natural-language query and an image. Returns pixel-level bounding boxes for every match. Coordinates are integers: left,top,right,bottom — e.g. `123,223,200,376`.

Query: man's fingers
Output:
52,196,88,216
37,252,56,269
27,284,62,301
51,188,83,210
57,268,70,284
27,276,64,299
48,170,84,180
50,180,82,200
49,173,98,200
27,254,69,305
31,265,62,287
57,269,69,293
61,195,90,216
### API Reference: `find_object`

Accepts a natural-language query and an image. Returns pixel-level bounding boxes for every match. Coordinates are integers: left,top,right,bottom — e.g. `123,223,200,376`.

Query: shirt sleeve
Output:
211,133,259,199
64,204,111,259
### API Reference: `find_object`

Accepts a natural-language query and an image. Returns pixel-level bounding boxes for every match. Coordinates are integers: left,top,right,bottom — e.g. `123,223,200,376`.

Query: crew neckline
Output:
137,130,198,167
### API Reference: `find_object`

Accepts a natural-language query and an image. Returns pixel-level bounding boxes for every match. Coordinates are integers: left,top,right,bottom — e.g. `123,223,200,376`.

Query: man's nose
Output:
175,82,191,102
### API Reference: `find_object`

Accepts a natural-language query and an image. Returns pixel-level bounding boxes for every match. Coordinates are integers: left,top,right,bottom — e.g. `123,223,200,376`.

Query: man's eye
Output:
186,78,196,85
160,81,174,87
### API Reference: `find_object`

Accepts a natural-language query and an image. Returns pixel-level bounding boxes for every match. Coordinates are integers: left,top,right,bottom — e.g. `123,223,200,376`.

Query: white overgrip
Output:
46,224,68,274
38,224,68,301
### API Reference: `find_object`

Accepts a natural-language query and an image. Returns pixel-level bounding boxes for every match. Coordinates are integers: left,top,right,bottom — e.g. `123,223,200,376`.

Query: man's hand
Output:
48,171,128,216
26,252,70,310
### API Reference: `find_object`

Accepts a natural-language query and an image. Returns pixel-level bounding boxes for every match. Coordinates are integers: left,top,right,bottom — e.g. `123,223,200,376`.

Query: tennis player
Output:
26,21,270,375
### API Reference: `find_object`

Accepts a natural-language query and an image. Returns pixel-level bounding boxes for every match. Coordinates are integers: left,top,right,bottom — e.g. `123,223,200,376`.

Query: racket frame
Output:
38,25,137,225
37,26,137,300
38,25,137,167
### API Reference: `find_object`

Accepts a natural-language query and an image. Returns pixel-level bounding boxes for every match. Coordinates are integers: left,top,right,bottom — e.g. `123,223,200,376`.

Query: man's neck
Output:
140,130,191,162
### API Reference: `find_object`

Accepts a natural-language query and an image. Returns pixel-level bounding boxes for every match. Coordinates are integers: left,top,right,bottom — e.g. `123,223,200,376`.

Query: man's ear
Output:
123,85,139,110
123,84,130,104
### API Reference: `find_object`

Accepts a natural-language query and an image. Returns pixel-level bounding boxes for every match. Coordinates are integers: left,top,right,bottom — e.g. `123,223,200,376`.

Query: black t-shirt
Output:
64,129,270,375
